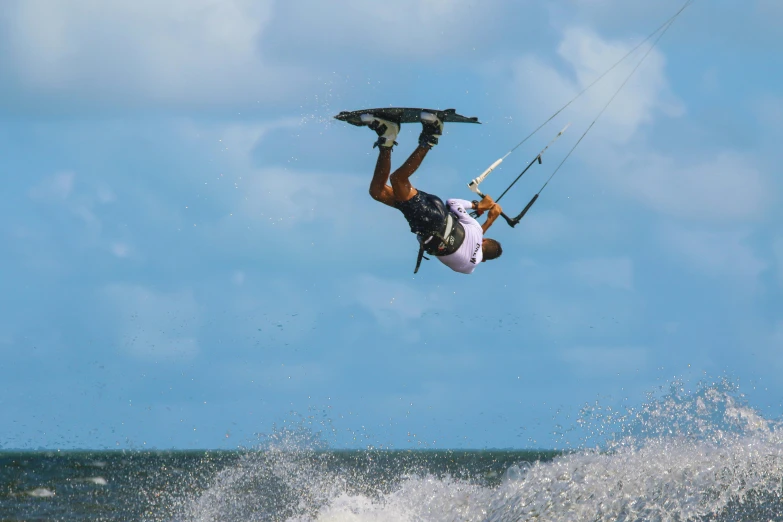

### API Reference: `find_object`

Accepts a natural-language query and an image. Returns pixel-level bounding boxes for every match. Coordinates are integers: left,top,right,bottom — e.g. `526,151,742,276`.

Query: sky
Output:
1,0,782,451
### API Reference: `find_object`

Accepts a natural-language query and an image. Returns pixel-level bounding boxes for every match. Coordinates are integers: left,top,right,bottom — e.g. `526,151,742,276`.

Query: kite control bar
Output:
470,186,539,228
468,185,522,227
467,123,570,227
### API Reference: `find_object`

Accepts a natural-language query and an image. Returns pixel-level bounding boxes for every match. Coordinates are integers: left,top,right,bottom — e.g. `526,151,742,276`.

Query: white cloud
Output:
177,118,302,162
28,171,103,235
28,171,75,201
0,0,503,109
553,0,690,30
658,223,767,282
558,26,683,123
103,283,201,362
237,166,366,229
267,0,503,61
96,186,116,204
178,119,367,229
609,151,770,224
509,26,683,146
1,0,304,106
507,25,771,226
110,242,131,258
352,274,451,339
566,256,634,290
560,346,648,375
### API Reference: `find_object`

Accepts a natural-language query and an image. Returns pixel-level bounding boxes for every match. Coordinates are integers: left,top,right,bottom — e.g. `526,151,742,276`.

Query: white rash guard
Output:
437,199,484,274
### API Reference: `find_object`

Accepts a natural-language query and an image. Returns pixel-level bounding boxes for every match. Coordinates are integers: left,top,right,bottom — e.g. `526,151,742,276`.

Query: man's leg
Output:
390,112,443,202
368,147,396,207
363,115,399,207
389,145,429,202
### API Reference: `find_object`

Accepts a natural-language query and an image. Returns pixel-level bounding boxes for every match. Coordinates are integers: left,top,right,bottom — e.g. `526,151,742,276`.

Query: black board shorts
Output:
394,190,448,237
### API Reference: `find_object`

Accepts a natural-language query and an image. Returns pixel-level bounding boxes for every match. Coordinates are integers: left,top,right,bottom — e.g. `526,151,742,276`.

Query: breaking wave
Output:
174,378,783,522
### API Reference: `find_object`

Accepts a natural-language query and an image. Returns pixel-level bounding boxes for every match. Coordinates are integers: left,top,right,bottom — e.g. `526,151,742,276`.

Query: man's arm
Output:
471,195,502,233
446,198,481,227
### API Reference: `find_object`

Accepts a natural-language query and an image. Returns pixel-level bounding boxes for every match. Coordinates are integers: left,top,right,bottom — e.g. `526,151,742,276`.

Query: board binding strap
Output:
334,107,481,126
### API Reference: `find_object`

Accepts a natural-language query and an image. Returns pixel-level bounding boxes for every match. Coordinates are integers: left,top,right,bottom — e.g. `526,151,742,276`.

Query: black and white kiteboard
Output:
334,107,481,126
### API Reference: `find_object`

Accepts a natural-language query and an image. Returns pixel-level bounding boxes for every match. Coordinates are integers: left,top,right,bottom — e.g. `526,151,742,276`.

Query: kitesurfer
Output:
364,112,503,274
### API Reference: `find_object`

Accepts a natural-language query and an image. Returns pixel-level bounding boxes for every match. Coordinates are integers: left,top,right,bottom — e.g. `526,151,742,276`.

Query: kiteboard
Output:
334,107,481,126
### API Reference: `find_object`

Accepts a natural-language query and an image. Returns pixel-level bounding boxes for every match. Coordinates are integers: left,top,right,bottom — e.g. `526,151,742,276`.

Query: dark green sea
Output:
0,450,555,521
4,383,783,521
2,444,783,522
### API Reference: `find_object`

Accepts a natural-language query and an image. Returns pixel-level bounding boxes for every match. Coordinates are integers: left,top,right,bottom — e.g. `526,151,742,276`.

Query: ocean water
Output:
2,380,783,521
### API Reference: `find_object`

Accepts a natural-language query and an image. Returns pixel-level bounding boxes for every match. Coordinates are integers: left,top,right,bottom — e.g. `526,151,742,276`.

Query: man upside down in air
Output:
363,111,503,274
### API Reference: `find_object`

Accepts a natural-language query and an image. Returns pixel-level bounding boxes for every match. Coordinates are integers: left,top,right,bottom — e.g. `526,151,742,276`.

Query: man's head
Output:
481,238,503,261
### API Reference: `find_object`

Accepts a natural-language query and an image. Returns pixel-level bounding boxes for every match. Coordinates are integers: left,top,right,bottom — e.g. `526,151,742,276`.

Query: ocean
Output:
3,381,783,521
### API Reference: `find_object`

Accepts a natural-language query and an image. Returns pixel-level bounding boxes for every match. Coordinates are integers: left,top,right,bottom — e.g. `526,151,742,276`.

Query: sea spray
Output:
174,378,783,522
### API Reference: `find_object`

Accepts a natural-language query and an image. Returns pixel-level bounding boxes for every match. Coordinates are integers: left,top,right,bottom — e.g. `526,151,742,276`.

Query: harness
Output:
413,213,466,273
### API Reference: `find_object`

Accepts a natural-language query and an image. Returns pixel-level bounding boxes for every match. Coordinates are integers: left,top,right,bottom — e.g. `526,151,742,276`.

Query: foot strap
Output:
418,133,438,149
374,137,398,149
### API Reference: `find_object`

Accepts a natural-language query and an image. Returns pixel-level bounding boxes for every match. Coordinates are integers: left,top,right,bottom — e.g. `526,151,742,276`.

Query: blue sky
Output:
1,0,782,450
